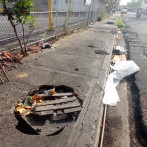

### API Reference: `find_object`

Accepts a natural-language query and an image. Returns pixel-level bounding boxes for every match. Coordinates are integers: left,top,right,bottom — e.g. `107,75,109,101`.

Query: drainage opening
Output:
15,85,83,136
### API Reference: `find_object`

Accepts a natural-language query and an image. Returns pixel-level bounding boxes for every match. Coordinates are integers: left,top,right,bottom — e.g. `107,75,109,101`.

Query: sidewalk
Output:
0,15,117,147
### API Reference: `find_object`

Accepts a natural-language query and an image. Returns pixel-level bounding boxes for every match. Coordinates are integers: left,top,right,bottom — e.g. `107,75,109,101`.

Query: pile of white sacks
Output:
102,60,140,106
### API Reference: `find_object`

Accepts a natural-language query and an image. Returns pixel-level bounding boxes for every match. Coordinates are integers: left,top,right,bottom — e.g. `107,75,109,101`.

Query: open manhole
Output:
15,85,83,135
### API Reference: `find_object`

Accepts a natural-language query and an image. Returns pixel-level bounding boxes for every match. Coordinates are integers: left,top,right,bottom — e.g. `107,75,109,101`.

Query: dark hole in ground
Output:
15,85,82,136
94,50,110,55
106,22,115,25
16,115,38,135
88,45,96,48
16,114,74,136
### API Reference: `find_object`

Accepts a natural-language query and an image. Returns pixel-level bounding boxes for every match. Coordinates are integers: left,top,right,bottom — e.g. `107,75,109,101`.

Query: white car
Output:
121,8,128,14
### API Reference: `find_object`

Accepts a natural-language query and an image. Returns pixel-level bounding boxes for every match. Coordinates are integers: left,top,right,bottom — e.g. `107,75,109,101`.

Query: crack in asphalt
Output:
125,34,147,146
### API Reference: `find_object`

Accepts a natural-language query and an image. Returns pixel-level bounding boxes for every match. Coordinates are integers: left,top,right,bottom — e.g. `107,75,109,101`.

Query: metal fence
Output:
0,0,106,51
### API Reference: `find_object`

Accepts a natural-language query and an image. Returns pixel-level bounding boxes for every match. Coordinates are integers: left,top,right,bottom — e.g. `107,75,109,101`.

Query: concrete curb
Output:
93,35,115,147
66,23,116,147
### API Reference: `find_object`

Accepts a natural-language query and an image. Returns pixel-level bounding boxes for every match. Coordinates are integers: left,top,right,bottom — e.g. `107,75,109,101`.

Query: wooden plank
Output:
34,110,54,116
38,96,77,106
52,93,73,97
37,92,73,97
33,107,82,116
35,100,80,111
0,64,9,81
64,107,82,114
0,76,4,84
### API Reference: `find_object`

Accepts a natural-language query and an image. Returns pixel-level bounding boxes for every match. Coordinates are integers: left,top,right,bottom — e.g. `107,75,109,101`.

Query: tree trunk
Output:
3,0,26,55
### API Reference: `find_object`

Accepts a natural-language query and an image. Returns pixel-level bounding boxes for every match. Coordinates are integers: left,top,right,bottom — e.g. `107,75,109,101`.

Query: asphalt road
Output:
123,12,147,145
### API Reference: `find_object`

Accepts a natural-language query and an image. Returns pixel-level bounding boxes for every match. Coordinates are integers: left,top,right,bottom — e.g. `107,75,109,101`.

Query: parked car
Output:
121,8,128,14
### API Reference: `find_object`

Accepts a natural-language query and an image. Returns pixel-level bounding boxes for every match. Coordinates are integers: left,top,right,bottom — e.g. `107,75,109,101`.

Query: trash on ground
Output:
103,61,140,106
15,85,82,135
1,51,23,63
28,44,42,53
113,46,127,55
111,55,120,64
113,49,127,55
0,63,9,84
111,28,122,34
41,43,51,49
75,68,79,71
51,44,58,49
97,17,102,22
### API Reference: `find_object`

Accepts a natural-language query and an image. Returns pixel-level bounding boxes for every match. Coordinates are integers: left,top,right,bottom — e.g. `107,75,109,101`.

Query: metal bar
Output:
87,4,91,25
55,0,58,39
99,104,107,147
65,0,70,33
48,0,54,30
78,0,82,28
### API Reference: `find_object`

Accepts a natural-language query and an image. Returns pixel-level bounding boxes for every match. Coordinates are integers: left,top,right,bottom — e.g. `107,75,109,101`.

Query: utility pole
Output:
48,0,54,30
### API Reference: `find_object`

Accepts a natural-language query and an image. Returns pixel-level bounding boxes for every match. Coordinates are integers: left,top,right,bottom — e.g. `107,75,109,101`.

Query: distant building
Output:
142,0,147,13
34,0,105,12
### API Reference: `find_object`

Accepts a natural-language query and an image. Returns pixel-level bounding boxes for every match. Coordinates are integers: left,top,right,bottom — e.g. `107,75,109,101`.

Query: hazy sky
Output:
120,0,131,5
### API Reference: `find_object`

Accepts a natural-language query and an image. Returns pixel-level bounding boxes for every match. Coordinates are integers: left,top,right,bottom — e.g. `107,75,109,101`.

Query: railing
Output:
0,0,106,51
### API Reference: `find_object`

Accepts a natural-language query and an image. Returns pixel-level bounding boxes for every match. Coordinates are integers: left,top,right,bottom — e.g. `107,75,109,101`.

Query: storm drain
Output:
15,85,82,135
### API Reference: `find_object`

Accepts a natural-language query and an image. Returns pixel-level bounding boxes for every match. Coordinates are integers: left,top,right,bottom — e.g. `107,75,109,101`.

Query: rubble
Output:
15,85,82,135
103,28,140,106
1,51,23,63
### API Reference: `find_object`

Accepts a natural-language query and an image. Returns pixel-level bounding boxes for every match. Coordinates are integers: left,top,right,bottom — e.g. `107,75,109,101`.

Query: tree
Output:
127,0,143,10
106,0,120,11
0,0,36,55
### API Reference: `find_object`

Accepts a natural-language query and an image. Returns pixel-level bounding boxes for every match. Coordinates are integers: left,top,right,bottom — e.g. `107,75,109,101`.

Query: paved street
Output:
123,12,147,145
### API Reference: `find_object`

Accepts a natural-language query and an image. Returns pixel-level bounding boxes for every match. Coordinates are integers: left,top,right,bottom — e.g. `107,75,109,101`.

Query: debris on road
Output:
15,85,82,135
0,63,9,84
97,17,102,22
41,43,51,49
28,44,42,53
75,68,79,71
103,61,140,106
113,45,127,55
1,51,23,63
103,28,140,106
111,28,122,34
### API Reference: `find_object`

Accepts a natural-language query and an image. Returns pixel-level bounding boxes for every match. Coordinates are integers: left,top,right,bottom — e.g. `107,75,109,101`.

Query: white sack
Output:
103,61,140,106
102,74,120,106
111,60,140,81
